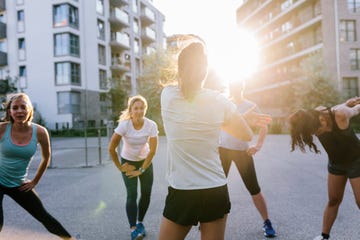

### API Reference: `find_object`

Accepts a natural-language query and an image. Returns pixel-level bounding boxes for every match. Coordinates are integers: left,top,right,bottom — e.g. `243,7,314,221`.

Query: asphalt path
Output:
1,135,359,240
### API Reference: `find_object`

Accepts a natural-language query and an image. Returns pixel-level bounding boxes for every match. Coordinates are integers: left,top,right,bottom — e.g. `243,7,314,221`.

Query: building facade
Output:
0,0,165,130
236,0,360,117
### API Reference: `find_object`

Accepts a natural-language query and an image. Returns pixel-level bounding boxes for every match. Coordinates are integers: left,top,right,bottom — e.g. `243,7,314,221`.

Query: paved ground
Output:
1,135,359,240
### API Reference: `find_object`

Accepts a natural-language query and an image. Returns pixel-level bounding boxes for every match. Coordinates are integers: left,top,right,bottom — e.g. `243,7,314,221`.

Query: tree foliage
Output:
291,53,340,109
108,77,131,121
137,48,177,135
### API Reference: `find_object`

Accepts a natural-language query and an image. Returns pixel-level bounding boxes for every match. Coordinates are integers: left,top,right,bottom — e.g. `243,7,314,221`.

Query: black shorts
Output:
162,185,231,226
328,157,360,178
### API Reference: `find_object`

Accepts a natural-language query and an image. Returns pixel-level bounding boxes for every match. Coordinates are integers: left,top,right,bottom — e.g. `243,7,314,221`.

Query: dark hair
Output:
177,42,208,100
289,109,321,153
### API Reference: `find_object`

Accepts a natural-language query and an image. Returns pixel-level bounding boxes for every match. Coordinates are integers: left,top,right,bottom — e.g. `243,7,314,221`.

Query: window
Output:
99,69,107,89
133,19,139,34
132,0,138,13
55,62,81,85
134,39,139,54
342,77,359,99
350,48,360,70
98,45,106,65
19,66,27,89
340,20,357,42
96,0,104,15
57,91,80,114
347,0,360,13
97,19,105,40
18,38,26,60
54,33,80,57
17,10,25,32
53,4,79,29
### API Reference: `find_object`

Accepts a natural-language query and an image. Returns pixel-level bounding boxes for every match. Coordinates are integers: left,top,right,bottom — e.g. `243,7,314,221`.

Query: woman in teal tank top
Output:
0,93,75,239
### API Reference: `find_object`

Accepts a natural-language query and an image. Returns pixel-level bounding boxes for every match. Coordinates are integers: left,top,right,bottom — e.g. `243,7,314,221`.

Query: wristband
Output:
138,167,145,174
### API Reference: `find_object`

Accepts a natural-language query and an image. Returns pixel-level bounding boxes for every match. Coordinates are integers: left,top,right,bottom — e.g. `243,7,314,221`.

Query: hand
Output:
119,162,136,173
247,146,260,156
244,111,272,128
18,180,36,192
125,170,142,178
345,96,360,107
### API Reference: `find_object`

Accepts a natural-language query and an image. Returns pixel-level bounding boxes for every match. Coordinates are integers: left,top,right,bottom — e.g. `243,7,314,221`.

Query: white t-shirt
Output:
219,99,259,151
114,118,158,161
161,85,237,190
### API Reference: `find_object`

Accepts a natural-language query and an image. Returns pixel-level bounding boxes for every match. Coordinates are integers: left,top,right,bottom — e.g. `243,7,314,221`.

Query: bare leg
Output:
158,217,192,240
321,173,347,234
200,215,228,240
252,192,269,221
349,176,360,209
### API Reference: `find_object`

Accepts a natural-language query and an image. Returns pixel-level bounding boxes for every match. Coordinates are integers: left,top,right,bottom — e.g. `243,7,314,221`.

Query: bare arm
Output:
108,133,135,173
222,111,253,142
247,124,268,156
333,99,360,129
19,125,50,192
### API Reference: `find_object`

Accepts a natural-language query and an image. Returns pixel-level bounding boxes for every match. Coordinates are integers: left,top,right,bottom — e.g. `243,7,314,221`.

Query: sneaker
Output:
313,236,327,240
263,219,276,238
136,222,146,237
131,228,143,240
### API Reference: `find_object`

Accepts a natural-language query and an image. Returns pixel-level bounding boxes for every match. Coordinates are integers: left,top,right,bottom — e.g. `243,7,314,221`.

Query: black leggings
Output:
0,185,72,238
219,147,261,195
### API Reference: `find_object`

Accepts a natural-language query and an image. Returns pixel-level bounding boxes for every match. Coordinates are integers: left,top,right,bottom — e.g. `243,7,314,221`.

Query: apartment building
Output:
0,0,165,130
235,0,360,117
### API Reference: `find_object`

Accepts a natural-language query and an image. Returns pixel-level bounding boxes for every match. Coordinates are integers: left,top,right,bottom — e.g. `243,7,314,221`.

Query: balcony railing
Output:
109,8,129,30
141,27,156,45
140,7,155,26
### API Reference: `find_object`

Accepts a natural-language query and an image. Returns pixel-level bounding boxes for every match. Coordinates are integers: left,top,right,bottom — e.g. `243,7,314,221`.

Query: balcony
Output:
110,57,130,75
0,22,6,39
0,51,7,66
141,27,156,45
0,0,5,11
110,32,130,51
109,8,129,30
140,7,155,26
109,0,128,8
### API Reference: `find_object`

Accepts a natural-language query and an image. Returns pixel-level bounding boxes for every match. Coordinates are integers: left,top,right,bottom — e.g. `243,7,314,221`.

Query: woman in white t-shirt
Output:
159,39,271,240
108,95,158,240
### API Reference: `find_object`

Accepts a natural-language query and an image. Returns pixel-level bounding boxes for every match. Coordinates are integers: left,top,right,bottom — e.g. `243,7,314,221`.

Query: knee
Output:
328,197,342,207
127,191,137,202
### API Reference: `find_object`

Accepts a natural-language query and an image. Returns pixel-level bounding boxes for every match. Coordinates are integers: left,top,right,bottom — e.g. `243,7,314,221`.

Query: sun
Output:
207,29,260,85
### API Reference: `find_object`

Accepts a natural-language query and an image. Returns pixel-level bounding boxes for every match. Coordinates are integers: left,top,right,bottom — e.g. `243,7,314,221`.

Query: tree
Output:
137,48,177,135
291,53,340,109
108,76,131,122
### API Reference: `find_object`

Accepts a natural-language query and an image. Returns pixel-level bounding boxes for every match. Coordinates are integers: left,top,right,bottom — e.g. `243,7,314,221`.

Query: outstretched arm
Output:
334,97,360,129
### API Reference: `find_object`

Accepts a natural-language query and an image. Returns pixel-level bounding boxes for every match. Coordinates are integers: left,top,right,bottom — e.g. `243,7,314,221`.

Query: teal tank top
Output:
0,123,38,187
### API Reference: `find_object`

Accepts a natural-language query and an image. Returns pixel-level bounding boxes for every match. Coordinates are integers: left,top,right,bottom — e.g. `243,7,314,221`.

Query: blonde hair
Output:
3,93,34,123
118,95,148,121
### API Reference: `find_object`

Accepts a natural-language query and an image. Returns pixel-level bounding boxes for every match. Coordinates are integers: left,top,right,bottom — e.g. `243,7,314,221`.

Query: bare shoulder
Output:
34,123,49,138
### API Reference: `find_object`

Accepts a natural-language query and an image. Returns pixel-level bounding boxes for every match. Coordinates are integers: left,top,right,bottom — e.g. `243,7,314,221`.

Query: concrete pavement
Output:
1,135,359,240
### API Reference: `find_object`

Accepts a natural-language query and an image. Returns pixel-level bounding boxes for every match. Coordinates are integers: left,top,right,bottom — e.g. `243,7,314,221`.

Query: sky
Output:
152,0,237,43
151,0,259,81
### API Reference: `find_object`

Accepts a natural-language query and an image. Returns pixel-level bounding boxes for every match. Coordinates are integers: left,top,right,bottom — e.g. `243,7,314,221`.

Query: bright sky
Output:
152,0,259,82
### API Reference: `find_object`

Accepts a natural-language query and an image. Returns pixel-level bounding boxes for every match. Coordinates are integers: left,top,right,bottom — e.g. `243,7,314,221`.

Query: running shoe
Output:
136,222,146,237
263,219,276,238
131,228,143,240
313,236,327,240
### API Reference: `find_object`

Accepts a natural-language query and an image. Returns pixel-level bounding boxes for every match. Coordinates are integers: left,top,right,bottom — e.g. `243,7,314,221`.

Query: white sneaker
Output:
313,236,325,240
